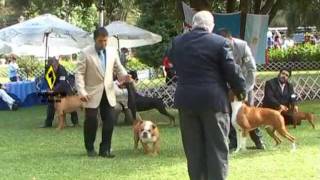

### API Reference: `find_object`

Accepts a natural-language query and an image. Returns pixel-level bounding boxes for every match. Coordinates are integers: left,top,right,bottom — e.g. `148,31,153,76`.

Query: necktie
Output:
99,50,106,72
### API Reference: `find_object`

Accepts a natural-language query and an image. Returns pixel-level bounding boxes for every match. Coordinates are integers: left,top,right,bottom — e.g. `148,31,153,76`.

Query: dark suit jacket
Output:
169,28,246,112
262,77,295,109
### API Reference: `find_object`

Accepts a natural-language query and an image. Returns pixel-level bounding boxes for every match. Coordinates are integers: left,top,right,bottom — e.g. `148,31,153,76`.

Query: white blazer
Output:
75,45,127,108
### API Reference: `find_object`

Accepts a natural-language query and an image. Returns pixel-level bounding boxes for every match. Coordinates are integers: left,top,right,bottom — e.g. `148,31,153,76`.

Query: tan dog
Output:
230,93,296,152
133,120,160,155
292,111,316,129
54,95,84,130
287,104,316,129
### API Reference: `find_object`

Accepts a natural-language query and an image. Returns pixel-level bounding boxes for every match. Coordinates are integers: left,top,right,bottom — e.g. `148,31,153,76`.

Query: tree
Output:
134,0,180,67
285,0,320,34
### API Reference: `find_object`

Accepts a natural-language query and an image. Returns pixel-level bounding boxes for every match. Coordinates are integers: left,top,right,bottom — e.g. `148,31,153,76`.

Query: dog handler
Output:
40,57,79,128
75,27,130,158
169,11,246,180
218,28,266,150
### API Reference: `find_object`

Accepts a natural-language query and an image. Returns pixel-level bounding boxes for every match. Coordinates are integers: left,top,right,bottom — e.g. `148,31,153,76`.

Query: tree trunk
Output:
190,0,211,11
260,0,276,14
226,0,237,13
254,0,262,14
268,0,283,24
239,0,250,39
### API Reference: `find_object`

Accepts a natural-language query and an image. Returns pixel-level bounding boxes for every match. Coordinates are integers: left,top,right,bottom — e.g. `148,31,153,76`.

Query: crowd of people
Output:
267,30,319,49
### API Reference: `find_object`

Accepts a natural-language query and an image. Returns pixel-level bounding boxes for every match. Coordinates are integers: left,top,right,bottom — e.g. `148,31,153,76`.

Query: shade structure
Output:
0,13,92,58
105,21,162,49
0,40,12,54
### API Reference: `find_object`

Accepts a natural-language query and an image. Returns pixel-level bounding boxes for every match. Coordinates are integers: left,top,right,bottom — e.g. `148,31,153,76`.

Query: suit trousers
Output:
179,108,229,180
84,90,115,153
44,102,78,126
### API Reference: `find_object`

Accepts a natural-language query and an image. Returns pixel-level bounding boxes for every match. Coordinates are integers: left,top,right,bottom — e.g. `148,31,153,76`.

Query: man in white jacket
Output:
75,27,130,158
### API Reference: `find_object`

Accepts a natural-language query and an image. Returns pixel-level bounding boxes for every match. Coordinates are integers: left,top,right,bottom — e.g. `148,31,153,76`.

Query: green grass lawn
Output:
0,101,319,180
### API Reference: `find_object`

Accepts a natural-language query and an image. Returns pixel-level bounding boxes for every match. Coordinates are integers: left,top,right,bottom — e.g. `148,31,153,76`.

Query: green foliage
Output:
16,56,44,78
135,0,180,67
269,44,320,62
126,56,150,70
69,5,98,32
59,60,77,72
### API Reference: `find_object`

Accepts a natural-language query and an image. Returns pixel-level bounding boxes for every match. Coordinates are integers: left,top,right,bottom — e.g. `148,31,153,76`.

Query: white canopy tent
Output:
105,21,162,49
0,40,12,54
0,14,92,58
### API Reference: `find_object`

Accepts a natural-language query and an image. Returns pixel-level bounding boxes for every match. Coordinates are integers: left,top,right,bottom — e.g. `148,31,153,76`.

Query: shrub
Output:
269,44,320,62
16,56,44,79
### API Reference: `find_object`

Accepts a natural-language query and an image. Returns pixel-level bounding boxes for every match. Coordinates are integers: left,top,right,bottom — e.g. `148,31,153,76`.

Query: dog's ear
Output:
133,119,143,126
152,124,157,129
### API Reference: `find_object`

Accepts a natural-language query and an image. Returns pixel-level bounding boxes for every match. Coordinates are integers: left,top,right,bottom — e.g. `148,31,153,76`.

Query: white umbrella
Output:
0,13,92,58
105,21,162,49
10,44,80,57
0,40,12,54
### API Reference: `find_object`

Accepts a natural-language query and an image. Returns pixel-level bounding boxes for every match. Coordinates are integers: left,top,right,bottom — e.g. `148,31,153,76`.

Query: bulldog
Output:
133,120,160,155
54,95,84,130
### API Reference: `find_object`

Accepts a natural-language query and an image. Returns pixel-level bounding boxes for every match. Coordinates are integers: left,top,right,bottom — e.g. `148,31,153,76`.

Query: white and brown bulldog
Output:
54,95,84,130
133,120,160,155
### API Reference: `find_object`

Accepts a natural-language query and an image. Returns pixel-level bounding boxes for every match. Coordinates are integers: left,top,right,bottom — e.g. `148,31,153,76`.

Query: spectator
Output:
7,55,19,82
120,47,129,67
262,68,298,125
162,50,177,85
0,83,18,110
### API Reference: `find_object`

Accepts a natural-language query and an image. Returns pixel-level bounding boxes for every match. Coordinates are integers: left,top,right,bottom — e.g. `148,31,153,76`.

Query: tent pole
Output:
98,0,105,27
44,32,50,65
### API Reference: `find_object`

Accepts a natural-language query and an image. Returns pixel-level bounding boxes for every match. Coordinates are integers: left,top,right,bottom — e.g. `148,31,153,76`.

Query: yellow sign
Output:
45,65,56,90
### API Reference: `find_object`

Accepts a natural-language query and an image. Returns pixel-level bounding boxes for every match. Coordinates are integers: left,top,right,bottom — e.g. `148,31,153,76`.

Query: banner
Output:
213,12,241,38
244,14,269,64
182,1,195,32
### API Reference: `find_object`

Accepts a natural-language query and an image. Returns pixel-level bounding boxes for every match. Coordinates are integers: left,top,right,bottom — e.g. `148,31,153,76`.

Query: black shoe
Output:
72,124,81,128
229,143,237,151
99,151,115,158
256,143,266,150
87,150,98,157
11,103,19,111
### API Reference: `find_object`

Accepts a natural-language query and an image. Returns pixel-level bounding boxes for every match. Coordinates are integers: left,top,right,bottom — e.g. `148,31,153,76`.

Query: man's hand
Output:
118,74,133,84
80,95,89,102
279,105,288,112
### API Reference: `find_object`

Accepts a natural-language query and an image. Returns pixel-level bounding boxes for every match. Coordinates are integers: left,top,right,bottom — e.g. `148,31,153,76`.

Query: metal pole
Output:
44,32,50,64
98,0,105,27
